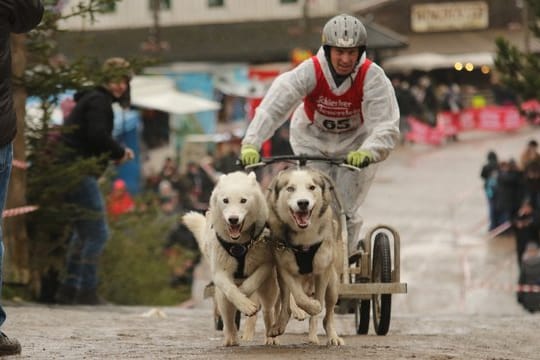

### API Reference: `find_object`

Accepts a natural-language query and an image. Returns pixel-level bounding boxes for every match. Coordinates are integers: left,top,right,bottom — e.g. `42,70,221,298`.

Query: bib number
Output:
322,118,351,131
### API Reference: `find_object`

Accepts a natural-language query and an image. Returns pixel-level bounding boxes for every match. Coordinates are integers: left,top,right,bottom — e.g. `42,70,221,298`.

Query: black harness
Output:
215,224,265,279
276,226,322,275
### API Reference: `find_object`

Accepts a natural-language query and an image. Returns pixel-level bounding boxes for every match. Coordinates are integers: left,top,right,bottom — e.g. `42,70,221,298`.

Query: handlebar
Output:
243,154,370,171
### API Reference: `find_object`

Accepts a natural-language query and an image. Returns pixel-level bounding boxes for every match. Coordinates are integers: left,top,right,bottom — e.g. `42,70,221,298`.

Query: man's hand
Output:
119,147,134,164
240,144,260,166
346,150,372,168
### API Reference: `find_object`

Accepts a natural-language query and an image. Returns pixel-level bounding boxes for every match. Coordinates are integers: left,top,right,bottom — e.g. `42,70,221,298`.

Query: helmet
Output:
321,14,367,48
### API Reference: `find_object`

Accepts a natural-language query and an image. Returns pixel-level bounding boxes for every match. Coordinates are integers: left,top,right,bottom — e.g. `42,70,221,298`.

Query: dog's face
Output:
269,169,331,230
210,171,267,240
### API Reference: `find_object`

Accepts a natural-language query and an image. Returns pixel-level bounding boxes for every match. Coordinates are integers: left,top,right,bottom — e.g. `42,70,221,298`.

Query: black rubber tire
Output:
371,232,392,335
355,299,371,334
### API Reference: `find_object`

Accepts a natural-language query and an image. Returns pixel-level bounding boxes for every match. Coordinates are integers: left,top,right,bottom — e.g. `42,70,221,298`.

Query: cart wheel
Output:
371,232,392,335
355,299,371,334
214,311,241,331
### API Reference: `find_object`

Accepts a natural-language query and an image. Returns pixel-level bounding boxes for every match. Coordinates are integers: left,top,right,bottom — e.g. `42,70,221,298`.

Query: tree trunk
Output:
4,33,31,285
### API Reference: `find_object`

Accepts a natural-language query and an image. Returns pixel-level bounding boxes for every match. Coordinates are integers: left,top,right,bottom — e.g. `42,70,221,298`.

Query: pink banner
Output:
407,105,527,145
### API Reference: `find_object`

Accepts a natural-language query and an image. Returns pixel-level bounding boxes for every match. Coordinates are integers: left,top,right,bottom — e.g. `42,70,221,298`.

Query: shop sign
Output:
411,1,489,32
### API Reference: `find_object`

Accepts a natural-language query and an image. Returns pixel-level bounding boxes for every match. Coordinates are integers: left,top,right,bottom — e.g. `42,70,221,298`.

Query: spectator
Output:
519,139,540,171
480,151,501,231
495,159,524,228
392,77,420,143
0,0,43,355
513,159,540,266
55,57,135,305
106,179,135,220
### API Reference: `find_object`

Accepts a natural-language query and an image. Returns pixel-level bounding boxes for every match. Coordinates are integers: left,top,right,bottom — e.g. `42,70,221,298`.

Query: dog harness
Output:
215,224,266,279
303,56,372,134
276,227,323,275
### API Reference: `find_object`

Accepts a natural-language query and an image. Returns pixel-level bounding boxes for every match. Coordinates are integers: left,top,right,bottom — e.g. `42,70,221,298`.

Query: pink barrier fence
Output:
406,105,528,145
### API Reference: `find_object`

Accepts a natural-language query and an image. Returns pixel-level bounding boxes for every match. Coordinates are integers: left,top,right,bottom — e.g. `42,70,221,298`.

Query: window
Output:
208,0,224,7
148,0,172,11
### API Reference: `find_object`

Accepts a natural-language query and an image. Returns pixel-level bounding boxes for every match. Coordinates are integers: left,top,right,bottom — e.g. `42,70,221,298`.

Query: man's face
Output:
329,47,360,76
106,78,129,99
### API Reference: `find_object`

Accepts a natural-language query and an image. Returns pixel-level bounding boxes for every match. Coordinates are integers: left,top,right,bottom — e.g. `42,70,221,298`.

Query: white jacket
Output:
242,47,400,162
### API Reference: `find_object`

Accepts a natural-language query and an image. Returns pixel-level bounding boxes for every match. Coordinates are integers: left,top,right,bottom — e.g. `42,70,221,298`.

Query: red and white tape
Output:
2,205,39,218
12,159,30,170
469,281,540,293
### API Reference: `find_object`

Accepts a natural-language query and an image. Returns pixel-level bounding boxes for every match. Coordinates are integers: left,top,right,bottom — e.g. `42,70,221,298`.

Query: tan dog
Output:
266,168,344,345
182,171,279,346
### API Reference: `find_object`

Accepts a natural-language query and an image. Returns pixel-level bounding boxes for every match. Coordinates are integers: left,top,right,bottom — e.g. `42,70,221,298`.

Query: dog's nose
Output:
228,216,239,225
297,199,309,210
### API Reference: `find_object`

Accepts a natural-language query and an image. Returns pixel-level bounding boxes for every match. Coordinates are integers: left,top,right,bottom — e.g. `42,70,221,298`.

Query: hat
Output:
113,179,127,191
102,57,133,82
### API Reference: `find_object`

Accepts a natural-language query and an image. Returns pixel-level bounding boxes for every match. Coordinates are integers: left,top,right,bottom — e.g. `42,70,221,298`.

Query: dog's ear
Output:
247,171,257,183
269,171,288,203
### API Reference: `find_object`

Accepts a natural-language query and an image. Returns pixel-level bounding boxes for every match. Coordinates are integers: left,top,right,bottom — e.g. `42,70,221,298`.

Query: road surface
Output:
4,127,540,359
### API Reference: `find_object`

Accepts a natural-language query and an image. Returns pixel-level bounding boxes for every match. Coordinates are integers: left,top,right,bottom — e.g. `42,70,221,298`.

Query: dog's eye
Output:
240,198,247,204
286,186,295,192
309,185,316,191
223,198,229,204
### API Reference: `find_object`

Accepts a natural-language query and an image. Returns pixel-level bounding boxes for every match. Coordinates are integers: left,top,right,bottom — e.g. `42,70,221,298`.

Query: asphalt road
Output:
4,126,540,359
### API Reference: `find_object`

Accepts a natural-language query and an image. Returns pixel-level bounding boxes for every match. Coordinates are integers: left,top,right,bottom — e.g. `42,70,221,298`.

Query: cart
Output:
246,155,407,336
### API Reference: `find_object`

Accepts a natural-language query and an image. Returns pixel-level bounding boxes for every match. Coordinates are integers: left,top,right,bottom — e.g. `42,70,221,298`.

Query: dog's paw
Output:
268,323,285,337
302,298,322,316
327,336,345,346
236,297,259,317
265,336,280,345
308,334,320,345
223,334,240,347
291,305,308,321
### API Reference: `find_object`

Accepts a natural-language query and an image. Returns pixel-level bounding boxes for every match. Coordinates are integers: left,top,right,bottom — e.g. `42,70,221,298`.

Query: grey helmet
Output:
321,14,367,48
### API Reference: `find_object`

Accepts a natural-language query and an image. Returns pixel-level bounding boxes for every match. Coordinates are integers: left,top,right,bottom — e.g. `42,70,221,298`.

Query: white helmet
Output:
322,14,367,48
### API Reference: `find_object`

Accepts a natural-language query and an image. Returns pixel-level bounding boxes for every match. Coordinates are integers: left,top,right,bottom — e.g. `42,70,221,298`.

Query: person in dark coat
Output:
480,151,501,231
514,159,540,266
0,0,43,355
55,58,135,305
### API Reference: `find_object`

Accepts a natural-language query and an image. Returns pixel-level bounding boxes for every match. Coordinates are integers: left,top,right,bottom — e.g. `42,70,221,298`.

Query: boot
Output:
75,288,108,305
0,331,21,356
55,284,78,305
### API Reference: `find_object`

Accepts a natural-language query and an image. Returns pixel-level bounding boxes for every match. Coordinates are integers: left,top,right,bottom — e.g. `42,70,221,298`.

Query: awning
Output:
130,75,221,115
382,28,540,73
382,51,494,72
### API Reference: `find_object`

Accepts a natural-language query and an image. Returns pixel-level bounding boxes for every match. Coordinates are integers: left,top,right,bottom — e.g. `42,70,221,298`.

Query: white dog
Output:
266,168,345,345
182,171,279,346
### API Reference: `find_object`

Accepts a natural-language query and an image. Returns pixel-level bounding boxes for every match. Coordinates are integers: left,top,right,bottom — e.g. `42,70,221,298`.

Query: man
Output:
0,0,44,355
240,14,400,256
55,57,134,305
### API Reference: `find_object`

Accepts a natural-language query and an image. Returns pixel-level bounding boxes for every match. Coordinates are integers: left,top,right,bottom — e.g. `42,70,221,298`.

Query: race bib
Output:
313,111,362,133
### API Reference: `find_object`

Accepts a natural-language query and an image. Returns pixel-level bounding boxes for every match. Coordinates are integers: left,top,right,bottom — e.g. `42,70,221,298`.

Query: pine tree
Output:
7,0,124,298
494,0,540,101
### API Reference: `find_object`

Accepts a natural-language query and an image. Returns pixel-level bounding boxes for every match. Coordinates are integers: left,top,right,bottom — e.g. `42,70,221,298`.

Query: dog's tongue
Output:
228,224,242,239
293,211,310,228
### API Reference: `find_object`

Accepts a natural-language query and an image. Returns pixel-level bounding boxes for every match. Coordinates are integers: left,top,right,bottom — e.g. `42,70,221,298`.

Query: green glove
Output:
346,150,372,168
240,144,260,166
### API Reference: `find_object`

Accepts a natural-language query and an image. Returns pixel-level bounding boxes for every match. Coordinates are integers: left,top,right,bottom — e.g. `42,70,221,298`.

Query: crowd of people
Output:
480,139,540,312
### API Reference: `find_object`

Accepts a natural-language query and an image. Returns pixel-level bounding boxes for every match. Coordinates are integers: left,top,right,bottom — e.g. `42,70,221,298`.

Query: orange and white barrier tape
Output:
12,159,30,170
2,205,39,218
